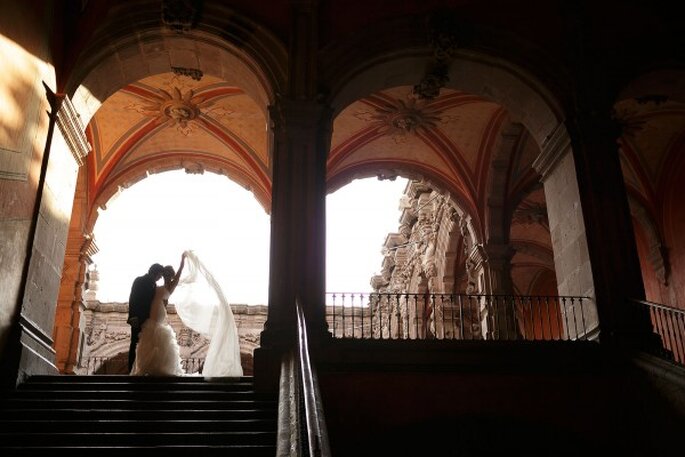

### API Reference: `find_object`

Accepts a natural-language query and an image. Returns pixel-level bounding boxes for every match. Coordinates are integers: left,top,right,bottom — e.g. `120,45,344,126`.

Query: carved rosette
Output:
355,97,445,143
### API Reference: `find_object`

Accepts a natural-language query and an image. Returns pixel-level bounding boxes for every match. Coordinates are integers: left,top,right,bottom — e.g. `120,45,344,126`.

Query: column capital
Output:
268,98,333,133
55,95,91,166
532,123,571,181
484,242,516,264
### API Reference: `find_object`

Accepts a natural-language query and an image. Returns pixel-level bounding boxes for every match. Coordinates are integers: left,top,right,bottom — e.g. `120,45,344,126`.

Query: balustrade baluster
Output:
569,298,579,340
543,296,551,340
361,293,365,339
414,294,419,339
458,295,464,340
561,297,569,341
578,297,587,339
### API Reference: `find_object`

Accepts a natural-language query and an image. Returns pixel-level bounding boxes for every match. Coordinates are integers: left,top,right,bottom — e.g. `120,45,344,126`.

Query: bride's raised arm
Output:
168,252,186,294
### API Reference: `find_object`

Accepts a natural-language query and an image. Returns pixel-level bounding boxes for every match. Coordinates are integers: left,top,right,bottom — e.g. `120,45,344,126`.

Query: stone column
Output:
568,112,656,346
254,0,334,392
2,89,88,385
260,99,333,349
533,124,597,340
534,117,655,345
551,1,656,346
53,231,97,373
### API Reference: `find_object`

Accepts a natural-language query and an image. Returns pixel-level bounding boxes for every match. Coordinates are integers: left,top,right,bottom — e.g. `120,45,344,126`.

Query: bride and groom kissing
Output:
127,251,243,377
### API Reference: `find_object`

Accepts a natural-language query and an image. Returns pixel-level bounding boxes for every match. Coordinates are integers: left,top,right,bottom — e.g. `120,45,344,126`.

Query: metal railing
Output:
295,298,331,457
278,299,331,457
631,299,685,365
326,293,594,342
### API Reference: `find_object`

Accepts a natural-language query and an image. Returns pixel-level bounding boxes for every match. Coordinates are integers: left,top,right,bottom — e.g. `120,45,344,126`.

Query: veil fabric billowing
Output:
173,250,243,377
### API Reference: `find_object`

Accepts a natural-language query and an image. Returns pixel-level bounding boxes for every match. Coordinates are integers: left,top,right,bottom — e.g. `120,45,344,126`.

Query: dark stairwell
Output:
0,375,277,457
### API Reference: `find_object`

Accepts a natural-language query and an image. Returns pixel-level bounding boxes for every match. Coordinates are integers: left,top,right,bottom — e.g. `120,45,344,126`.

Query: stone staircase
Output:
0,375,278,456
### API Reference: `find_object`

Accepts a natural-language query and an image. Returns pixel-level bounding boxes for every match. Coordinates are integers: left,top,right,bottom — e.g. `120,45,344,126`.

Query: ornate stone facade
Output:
370,179,490,339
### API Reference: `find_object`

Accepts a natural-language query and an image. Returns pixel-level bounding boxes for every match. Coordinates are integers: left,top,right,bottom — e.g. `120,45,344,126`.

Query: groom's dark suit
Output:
127,271,158,372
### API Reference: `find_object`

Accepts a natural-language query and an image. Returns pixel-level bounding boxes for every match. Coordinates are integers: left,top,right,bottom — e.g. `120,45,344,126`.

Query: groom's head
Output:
149,263,164,281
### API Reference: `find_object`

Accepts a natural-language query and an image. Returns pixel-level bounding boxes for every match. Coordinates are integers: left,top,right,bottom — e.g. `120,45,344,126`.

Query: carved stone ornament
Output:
372,97,444,142
413,13,459,100
172,66,204,81
182,160,205,174
413,62,449,100
161,0,199,33
55,95,91,166
126,86,230,135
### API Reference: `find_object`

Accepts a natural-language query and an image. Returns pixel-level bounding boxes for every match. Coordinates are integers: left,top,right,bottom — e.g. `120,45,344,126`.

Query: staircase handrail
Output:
295,297,331,457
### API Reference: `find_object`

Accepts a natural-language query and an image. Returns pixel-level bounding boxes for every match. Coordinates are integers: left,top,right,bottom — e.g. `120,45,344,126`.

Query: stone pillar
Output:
53,230,97,373
551,1,656,346
260,99,332,349
3,89,88,385
533,124,598,340
52,97,92,374
534,117,655,345
568,112,656,345
254,99,332,391
258,0,332,350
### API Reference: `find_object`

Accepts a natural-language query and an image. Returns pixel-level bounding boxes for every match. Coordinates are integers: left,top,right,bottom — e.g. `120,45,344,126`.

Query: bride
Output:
130,251,243,378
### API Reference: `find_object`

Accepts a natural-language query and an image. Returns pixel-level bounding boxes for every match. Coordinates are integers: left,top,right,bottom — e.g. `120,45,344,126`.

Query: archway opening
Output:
75,170,270,375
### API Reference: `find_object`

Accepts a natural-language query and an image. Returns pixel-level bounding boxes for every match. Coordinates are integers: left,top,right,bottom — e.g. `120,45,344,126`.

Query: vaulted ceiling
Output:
87,72,270,210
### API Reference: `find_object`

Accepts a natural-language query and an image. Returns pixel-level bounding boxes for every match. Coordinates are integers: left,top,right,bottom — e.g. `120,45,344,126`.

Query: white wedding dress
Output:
130,285,185,376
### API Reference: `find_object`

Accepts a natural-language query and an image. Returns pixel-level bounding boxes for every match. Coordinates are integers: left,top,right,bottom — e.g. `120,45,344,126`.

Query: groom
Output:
127,263,164,372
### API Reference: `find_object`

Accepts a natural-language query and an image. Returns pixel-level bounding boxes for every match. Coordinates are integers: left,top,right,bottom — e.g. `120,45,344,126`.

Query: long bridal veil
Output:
173,250,243,377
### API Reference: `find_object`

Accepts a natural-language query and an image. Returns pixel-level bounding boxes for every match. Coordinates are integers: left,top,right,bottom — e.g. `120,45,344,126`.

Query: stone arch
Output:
65,5,287,128
61,6,287,232
323,30,574,300
328,51,564,147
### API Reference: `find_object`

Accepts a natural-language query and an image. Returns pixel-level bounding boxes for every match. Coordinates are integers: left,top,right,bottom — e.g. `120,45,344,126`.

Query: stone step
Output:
0,407,276,420
6,389,272,401
1,398,276,410
1,444,276,457
0,418,277,433
0,375,278,456
18,381,255,392
0,431,277,446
